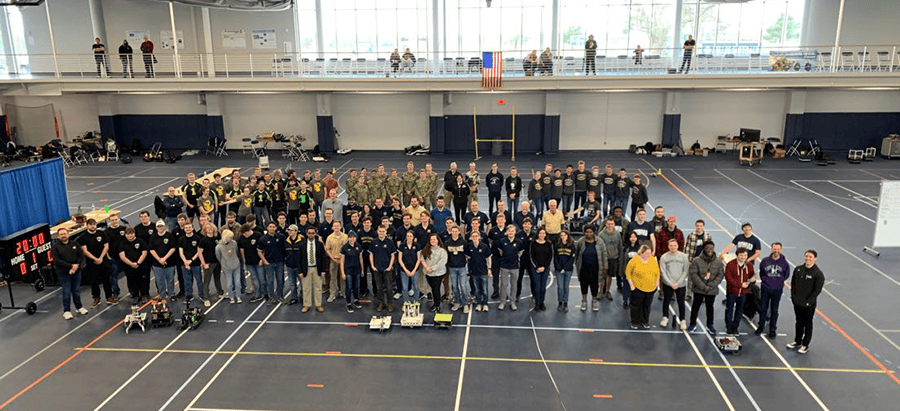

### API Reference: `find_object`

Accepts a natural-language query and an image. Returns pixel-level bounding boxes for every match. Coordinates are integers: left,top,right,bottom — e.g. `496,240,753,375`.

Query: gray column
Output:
432,0,440,74
550,0,559,55
168,0,182,78
831,0,846,73
201,7,215,77
87,0,108,41
672,0,683,65
315,0,325,57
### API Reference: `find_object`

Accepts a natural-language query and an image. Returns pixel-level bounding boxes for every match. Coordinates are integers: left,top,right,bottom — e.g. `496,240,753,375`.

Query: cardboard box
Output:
772,149,785,159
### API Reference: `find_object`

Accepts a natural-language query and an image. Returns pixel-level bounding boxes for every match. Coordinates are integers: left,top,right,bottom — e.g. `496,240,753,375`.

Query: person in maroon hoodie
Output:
723,248,756,335
655,216,684,258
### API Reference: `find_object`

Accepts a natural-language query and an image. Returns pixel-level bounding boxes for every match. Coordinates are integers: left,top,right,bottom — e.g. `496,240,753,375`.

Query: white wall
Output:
220,93,317,149
207,8,295,53
680,91,789,148
1,95,99,143
559,92,665,150
444,92,546,115
114,94,207,115
331,94,429,150
803,0,900,47
804,90,900,112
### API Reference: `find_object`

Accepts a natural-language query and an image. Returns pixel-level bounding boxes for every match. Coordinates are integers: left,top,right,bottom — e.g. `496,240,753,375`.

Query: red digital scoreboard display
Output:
0,223,53,280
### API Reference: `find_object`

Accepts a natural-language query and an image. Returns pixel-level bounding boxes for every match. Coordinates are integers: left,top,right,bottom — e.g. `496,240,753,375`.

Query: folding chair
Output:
60,150,77,167
241,138,253,154
105,139,119,162
250,139,265,158
214,139,228,157
206,137,218,155
785,139,803,157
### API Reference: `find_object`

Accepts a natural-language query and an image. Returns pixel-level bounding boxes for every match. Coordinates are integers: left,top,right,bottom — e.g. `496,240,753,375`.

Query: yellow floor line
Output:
77,347,892,375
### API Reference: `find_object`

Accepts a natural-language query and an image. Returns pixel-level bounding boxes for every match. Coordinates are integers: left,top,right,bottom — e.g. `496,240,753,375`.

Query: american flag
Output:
482,52,502,89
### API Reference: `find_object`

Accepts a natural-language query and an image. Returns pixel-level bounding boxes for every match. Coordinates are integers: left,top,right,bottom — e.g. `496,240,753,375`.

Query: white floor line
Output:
0,301,118,383
828,181,879,205
254,319,702,335
858,169,889,180
157,302,267,411
679,314,736,411
93,299,225,411
529,317,567,411
788,180,875,223
182,302,283,411
452,305,473,411
791,180,880,183
723,170,899,288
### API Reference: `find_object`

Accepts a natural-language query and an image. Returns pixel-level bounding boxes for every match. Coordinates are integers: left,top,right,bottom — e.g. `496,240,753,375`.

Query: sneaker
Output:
354,301,363,309
755,325,766,335
767,331,776,339
426,293,434,302
798,345,809,354
463,304,470,314
267,298,278,305
561,303,567,312
393,292,402,300
229,299,236,304
236,298,242,304
63,311,74,320
630,324,639,330
581,299,588,311
482,305,489,312
498,302,506,311
91,298,101,309
660,316,669,328
387,303,394,313
204,299,211,307
680,320,687,331
491,292,500,299
376,303,385,312
592,299,600,312
684,294,692,302
107,296,118,305
687,323,697,332
622,302,629,309
327,295,336,303
557,304,564,312
347,304,355,313
77,307,89,315
641,323,650,329
451,303,461,312
511,302,518,311
475,304,483,312
786,342,799,349
605,292,613,301
250,296,263,303
707,325,717,335
442,294,452,302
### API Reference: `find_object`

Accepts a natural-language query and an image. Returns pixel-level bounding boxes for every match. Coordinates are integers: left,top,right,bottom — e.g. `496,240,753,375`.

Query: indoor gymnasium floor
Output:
0,150,898,411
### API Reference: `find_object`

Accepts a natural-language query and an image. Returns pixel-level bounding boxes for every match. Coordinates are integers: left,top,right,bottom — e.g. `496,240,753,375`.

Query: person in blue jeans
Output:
443,225,468,309
258,222,286,304
756,243,791,338
554,230,576,312
149,220,177,299
51,228,89,319
178,224,204,303
397,230,422,303
723,248,756,335
238,224,266,303
341,231,364,313
466,230,492,312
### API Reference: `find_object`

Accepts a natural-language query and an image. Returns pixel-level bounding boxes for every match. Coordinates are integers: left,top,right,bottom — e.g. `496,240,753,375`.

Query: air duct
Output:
149,0,292,11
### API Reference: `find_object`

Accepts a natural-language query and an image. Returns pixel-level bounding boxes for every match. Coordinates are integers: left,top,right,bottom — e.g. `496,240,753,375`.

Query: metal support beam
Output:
315,0,324,57
87,0,107,41
201,7,215,77
45,0,60,78
831,0,846,73
673,0,684,66
169,1,182,78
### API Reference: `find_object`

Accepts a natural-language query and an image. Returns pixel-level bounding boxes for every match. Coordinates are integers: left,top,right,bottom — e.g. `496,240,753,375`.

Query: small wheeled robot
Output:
180,302,205,331
400,301,424,328
715,335,743,355
369,316,392,333
433,313,453,329
150,299,175,328
123,305,147,334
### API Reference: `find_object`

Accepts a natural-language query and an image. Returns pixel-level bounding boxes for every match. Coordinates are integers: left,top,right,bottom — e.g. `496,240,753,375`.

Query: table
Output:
51,208,122,238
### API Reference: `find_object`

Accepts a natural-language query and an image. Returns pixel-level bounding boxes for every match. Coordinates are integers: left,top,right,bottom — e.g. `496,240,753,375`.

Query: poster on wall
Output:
222,30,246,49
160,30,185,50
125,30,150,43
251,29,276,49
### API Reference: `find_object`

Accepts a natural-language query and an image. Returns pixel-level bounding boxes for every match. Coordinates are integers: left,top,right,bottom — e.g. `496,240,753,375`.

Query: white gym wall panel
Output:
331,93,429,150
560,92,665,150
220,94,318,150
680,91,789,149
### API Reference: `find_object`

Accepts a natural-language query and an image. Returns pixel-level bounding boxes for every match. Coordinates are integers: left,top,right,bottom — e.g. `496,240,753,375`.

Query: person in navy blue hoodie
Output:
553,230,576,312
466,230,492,312
756,242,791,337
486,163,504,217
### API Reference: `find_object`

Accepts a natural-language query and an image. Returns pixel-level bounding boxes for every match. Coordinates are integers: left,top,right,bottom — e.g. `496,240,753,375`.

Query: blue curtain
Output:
0,158,69,238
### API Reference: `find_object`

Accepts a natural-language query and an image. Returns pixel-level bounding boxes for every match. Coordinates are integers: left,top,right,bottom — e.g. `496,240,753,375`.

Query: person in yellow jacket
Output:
625,245,660,329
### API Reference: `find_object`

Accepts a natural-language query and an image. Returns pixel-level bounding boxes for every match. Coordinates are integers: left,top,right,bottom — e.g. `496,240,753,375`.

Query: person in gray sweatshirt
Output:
597,218,623,301
215,229,243,303
659,238,690,330
687,241,725,334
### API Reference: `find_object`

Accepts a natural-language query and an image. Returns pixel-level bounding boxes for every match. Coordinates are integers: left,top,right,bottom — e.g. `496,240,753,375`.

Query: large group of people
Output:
51,159,825,353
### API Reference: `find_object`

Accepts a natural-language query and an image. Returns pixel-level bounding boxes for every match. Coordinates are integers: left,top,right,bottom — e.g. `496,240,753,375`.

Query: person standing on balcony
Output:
119,40,133,78
634,45,644,65
584,35,597,75
539,47,553,76
141,35,155,78
92,38,111,77
680,35,695,74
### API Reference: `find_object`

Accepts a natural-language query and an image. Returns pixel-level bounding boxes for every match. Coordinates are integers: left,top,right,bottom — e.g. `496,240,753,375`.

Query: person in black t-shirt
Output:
182,173,202,223
680,35,696,74
179,223,204,302
118,227,150,302
92,38,111,77
118,39,134,78
238,224,265,302
80,219,116,308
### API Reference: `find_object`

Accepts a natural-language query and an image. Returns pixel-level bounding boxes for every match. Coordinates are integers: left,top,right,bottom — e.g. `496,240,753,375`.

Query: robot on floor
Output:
369,315,392,333
150,298,175,328
400,301,424,328
180,302,205,331
123,305,147,334
714,335,743,355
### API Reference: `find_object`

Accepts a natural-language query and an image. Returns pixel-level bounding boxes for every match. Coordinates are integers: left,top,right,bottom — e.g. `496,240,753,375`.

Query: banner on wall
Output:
251,29,276,49
125,30,150,43
160,30,185,50
222,30,246,49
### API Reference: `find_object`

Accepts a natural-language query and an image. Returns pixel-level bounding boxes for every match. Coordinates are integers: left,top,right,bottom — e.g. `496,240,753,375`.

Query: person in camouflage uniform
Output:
415,169,432,210
352,176,370,207
368,169,384,203
401,161,418,207
424,163,439,209
385,169,403,204
344,169,359,197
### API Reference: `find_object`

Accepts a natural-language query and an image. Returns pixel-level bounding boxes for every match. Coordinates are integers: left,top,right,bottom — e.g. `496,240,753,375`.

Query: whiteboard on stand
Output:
873,180,900,248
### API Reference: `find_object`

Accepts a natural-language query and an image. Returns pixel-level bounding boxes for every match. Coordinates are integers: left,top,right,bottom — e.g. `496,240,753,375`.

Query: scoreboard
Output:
0,223,53,280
